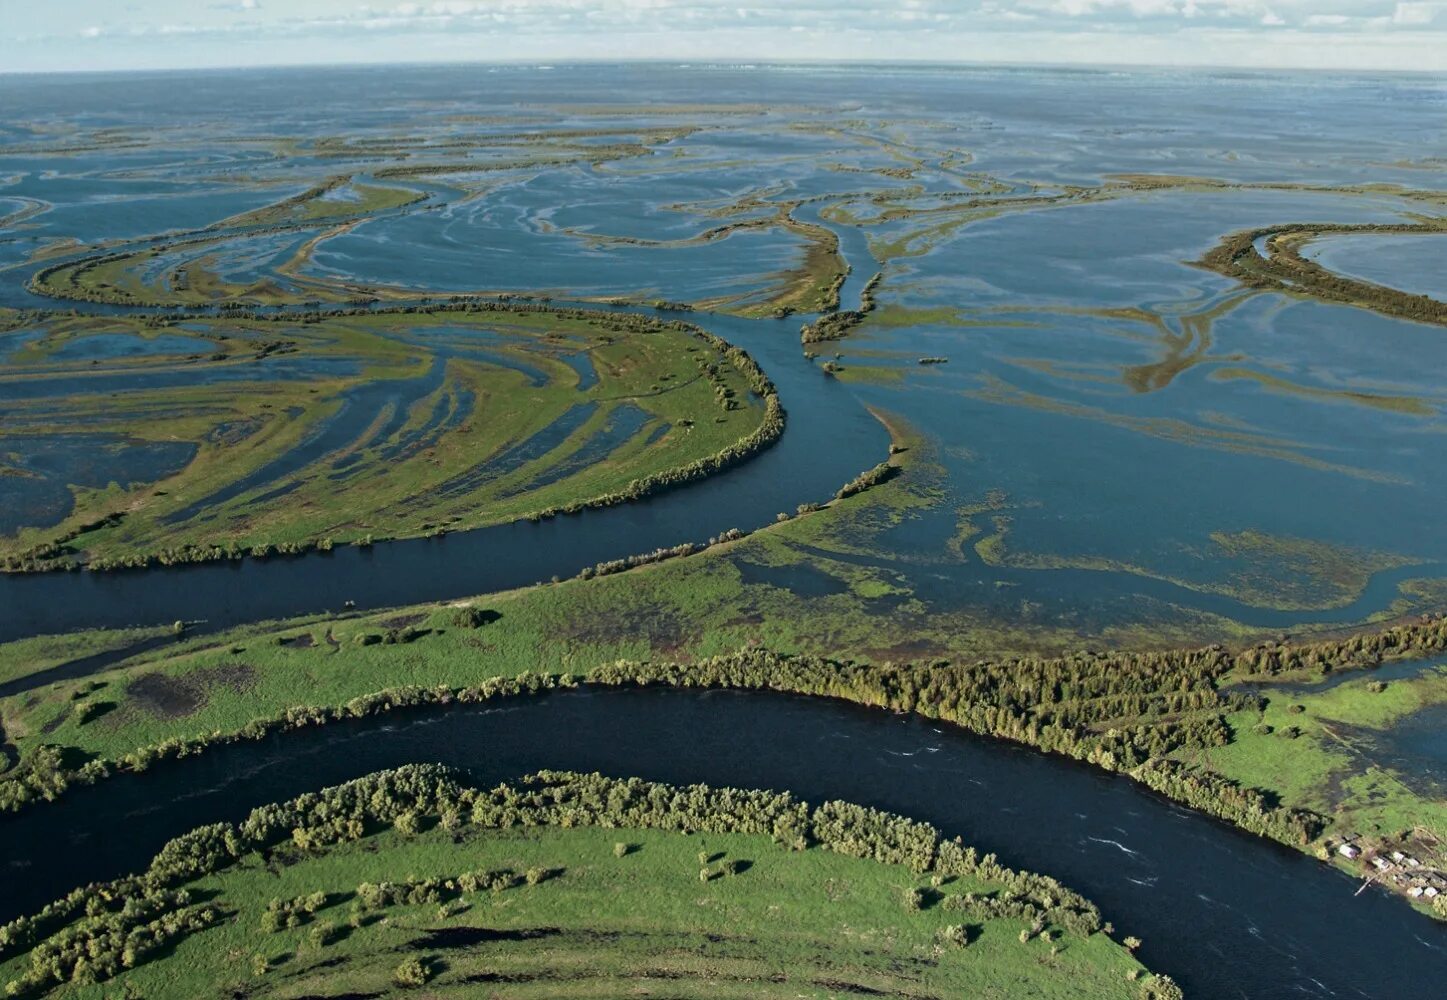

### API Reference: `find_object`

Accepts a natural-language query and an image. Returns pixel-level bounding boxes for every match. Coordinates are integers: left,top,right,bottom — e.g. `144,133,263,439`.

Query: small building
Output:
1425,887,1440,899
1337,844,1361,859
1372,857,1392,872
1390,851,1406,862
1406,857,1421,868
1410,887,1425,898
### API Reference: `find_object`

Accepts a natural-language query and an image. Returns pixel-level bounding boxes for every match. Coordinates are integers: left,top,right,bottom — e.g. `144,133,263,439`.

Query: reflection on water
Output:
0,434,196,536
1305,233,1446,300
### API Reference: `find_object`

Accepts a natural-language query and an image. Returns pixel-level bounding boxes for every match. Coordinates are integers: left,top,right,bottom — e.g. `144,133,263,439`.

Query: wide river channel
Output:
2,687,1444,999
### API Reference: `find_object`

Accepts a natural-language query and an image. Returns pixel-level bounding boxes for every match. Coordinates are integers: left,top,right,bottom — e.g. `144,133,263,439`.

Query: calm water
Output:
1305,233,1446,299
1,64,1443,643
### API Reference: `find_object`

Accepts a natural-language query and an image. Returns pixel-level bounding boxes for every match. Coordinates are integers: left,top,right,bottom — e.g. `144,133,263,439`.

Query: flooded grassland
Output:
1,64,1445,996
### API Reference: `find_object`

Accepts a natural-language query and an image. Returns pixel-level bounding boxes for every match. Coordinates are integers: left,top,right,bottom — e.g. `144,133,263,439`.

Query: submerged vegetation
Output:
3,76,1447,1000
0,302,778,573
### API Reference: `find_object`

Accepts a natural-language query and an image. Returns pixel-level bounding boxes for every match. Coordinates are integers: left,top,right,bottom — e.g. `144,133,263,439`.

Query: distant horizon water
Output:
2,57,1444,82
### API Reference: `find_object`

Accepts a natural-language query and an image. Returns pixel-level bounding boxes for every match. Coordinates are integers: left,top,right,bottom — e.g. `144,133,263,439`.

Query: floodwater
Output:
1304,232,1445,300
1,65,1445,996
1,64,1441,643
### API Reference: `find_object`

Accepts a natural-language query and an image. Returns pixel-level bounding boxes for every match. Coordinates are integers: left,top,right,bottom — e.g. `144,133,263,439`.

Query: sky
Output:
4,1,1445,74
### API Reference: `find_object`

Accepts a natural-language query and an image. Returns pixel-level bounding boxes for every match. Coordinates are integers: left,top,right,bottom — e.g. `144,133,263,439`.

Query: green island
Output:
3,436,1446,918
0,768,1168,999
0,303,777,572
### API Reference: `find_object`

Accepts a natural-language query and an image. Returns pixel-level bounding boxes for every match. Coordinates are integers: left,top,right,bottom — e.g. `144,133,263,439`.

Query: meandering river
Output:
2,687,1442,998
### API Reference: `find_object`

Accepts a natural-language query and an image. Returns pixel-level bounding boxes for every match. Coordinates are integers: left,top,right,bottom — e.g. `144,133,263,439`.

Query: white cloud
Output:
1392,2,1440,24
21,1,1447,72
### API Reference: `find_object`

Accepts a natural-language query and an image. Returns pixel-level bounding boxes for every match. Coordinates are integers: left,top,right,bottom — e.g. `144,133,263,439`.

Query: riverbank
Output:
1199,220,1447,326
4,598,1446,919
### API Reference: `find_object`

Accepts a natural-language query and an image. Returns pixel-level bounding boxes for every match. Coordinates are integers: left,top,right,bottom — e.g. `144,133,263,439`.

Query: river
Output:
1,687,1442,999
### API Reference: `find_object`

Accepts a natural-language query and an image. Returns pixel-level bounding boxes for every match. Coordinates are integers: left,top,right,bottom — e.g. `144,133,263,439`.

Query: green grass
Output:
0,627,169,687
1192,662,1447,857
213,177,426,230
0,788,1149,999
0,426,1245,766
1,423,1444,921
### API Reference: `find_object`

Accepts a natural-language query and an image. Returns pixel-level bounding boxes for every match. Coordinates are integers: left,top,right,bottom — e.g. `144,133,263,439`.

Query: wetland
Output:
1,62,1445,998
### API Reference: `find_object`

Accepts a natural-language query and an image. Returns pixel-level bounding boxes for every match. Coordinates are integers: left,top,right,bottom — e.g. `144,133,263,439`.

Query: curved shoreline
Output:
2,302,786,576
1199,221,1447,326
0,202,892,643
0,304,882,643
1,766,1155,998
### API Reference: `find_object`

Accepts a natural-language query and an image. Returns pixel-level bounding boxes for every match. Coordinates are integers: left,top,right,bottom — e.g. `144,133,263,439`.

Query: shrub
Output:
449,605,494,629
393,956,433,988
939,924,971,947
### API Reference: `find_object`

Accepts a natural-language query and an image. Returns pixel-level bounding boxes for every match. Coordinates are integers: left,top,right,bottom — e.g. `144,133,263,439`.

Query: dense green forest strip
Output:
6,618,1447,864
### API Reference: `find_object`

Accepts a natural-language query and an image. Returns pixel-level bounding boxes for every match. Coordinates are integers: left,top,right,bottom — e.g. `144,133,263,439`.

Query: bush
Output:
1140,974,1185,1000
393,956,433,988
939,924,971,947
449,605,495,629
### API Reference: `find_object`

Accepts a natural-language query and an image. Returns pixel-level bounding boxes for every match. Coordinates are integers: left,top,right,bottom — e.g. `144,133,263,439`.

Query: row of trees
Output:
586,648,1321,844
798,270,883,345
4,299,782,575
3,889,219,996
1130,759,1324,845
10,617,1447,839
835,461,897,500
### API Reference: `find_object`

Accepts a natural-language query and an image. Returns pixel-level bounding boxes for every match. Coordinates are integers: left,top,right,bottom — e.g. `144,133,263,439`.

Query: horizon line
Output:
3,54,1444,80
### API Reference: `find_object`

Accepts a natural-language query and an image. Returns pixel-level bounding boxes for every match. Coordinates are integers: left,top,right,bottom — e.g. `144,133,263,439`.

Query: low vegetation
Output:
0,302,778,573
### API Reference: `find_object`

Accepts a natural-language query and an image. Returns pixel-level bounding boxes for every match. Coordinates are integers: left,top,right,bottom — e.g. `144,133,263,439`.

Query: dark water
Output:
0,434,196,536
1,687,1441,999
1,68,1445,1000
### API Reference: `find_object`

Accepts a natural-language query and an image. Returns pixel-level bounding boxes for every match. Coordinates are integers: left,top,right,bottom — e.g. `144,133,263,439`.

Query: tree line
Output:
4,300,784,575
800,271,883,344
9,617,1447,847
